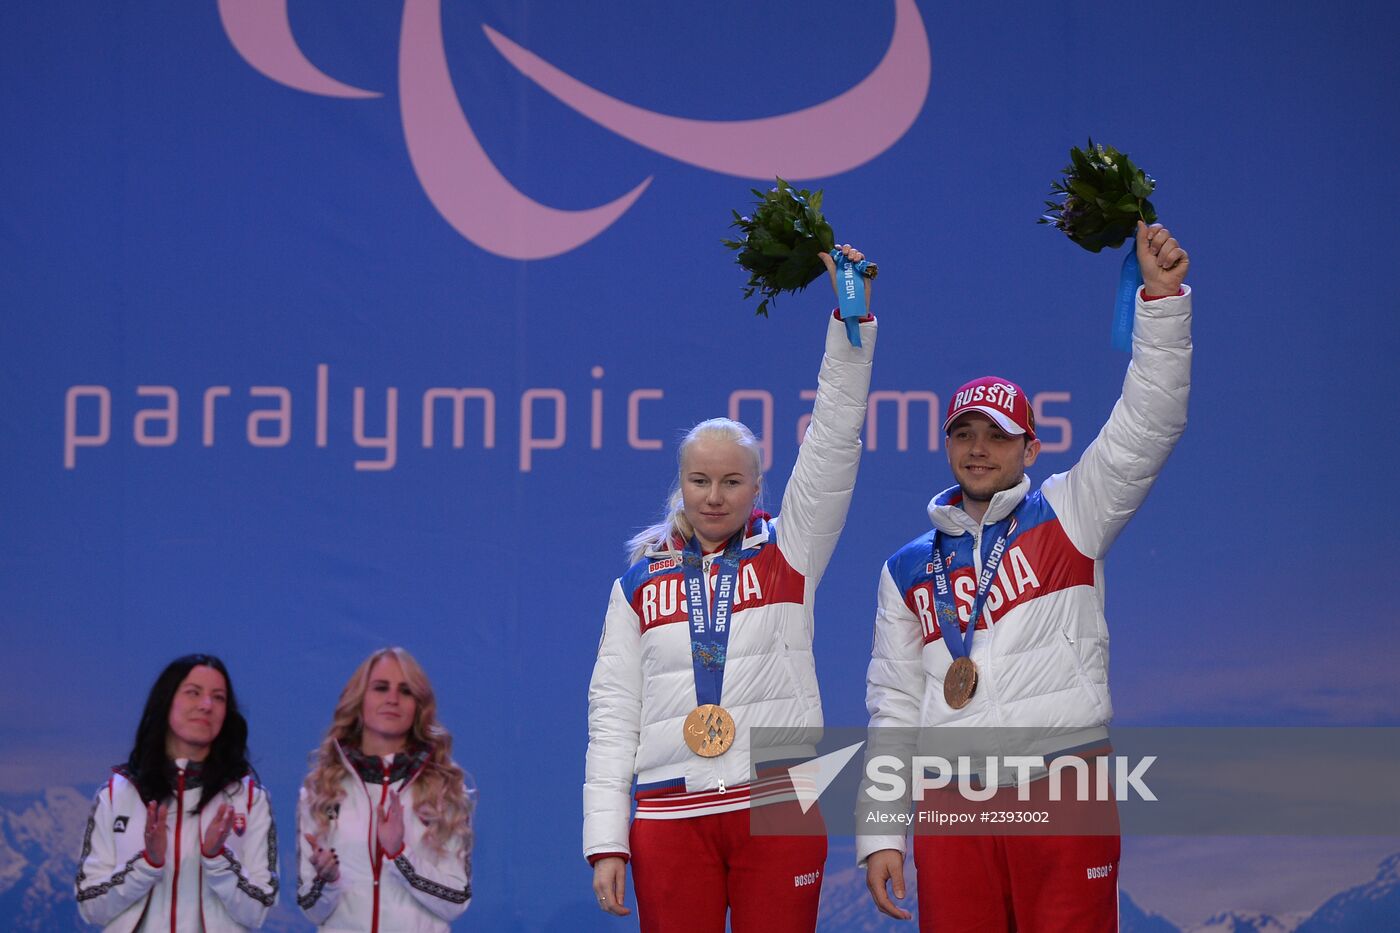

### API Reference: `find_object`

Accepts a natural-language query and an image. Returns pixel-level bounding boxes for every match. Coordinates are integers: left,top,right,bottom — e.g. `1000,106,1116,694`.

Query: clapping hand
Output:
377,790,405,857
143,801,170,866
201,803,235,858
304,833,340,883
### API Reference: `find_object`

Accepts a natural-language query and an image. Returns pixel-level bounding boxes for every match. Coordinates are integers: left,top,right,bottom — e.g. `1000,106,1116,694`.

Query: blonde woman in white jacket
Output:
75,653,278,932
296,647,473,932
586,247,877,931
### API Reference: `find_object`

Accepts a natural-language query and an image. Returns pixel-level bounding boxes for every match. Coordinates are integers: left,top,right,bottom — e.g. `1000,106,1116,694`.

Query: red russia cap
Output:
943,376,1036,439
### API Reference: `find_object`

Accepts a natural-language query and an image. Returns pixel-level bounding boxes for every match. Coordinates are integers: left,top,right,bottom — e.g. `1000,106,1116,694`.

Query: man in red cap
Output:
860,222,1191,931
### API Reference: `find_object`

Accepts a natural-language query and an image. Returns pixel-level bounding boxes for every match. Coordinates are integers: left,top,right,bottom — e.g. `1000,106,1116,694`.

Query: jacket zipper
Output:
371,759,390,933
170,767,184,933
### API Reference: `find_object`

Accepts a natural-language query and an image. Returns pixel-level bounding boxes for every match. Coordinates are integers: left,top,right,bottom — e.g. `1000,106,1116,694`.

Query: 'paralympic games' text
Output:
63,364,1073,473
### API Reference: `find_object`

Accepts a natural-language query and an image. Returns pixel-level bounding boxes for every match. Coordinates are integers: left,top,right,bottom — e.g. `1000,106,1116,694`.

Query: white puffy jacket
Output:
295,744,472,932
859,288,1191,864
75,762,278,932
584,313,877,861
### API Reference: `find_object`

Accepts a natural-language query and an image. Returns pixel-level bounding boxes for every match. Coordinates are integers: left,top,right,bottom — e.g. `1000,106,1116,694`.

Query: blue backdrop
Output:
4,1,1400,930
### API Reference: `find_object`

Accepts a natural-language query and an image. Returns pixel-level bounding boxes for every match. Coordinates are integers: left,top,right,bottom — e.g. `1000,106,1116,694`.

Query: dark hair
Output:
124,654,252,813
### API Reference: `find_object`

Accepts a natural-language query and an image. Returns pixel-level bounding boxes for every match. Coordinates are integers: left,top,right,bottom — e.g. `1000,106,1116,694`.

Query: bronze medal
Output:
944,657,978,710
683,704,736,758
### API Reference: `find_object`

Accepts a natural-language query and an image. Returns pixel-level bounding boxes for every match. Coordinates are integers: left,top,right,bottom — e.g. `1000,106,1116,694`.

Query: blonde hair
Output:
625,418,764,563
303,647,473,856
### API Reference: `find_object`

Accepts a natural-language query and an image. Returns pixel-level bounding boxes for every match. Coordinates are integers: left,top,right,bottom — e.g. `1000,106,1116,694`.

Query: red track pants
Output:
906,767,1122,931
629,803,827,933
912,831,1120,931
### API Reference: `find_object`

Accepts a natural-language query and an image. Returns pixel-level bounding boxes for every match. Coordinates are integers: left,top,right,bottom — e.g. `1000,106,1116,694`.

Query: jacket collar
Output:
166,758,205,789
337,740,429,787
927,475,1031,535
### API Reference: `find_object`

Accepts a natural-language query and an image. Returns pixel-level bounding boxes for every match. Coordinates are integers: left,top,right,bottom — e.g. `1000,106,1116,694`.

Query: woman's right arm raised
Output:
774,245,878,584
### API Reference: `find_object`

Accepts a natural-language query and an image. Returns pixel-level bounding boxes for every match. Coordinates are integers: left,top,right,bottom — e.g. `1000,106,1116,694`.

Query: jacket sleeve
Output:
1044,288,1192,558
774,313,877,585
295,786,345,925
858,562,924,865
74,782,163,925
203,780,279,927
582,578,644,862
384,828,473,922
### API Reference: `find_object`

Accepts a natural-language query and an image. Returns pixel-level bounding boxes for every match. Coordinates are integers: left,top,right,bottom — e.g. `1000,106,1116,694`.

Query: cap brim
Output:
942,405,1026,436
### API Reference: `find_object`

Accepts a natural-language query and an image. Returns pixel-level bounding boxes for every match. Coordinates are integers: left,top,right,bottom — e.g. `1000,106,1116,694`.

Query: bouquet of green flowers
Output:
723,178,875,317
1039,140,1157,252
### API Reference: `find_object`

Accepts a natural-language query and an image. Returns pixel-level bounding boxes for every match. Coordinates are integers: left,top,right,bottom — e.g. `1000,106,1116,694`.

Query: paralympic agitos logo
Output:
217,0,930,260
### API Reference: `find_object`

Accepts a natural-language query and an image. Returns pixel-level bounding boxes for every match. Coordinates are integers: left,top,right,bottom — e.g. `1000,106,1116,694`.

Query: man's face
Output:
945,413,1041,503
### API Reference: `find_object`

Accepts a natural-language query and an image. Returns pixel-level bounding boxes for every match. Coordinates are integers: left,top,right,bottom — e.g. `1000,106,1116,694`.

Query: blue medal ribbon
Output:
928,514,1018,662
1111,243,1142,353
830,249,872,347
683,535,743,707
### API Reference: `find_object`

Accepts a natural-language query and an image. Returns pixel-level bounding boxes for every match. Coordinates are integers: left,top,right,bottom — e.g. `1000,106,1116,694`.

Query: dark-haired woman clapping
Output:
75,654,277,930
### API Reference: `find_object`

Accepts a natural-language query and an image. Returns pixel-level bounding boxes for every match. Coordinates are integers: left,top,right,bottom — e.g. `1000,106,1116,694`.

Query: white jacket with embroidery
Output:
295,746,472,932
584,313,877,861
75,764,278,931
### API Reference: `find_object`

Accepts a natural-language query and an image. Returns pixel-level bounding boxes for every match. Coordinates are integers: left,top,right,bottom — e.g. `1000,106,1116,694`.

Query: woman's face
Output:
165,664,228,760
360,655,418,753
680,437,760,552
